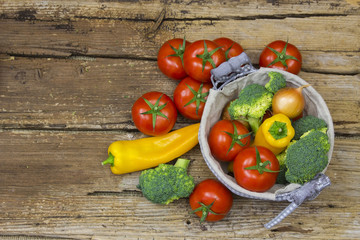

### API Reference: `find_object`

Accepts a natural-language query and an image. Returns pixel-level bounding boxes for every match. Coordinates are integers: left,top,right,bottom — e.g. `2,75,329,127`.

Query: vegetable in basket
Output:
252,113,295,155
233,146,280,192
265,71,287,94
228,84,273,134
284,129,330,184
292,115,328,140
137,158,195,204
102,123,200,175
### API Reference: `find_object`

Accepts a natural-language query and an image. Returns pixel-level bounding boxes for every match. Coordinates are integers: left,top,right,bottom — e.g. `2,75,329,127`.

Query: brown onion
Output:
272,85,310,119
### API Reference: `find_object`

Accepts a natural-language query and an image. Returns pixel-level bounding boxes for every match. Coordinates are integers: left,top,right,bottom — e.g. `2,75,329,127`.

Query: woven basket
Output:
199,53,334,228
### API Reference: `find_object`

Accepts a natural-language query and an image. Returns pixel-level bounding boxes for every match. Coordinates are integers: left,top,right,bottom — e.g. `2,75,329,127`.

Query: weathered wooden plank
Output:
0,57,359,135
0,129,358,239
0,16,359,74
0,0,359,21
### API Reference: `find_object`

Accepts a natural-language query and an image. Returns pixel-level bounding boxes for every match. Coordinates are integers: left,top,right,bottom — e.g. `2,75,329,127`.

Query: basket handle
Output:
264,173,331,229
210,52,257,90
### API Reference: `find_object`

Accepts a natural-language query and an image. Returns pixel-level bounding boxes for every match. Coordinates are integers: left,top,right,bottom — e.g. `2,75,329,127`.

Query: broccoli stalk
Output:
137,158,195,204
228,84,273,134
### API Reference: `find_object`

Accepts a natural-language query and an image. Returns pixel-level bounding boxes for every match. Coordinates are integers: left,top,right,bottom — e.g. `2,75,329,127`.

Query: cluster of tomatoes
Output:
131,37,302,223
131,37,245,136
131,37,302,137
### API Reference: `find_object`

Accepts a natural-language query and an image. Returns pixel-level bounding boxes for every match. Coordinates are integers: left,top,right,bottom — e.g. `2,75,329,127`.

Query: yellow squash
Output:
102,123,200,174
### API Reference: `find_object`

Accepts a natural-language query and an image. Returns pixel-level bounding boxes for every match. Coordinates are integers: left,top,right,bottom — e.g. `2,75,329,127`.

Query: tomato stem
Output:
244,147,279,174
196,40,223,72
266,40,300,69
189,200,223,223
141,94,169,132
223,121,252,155
167,37,187,66
184,83,209,115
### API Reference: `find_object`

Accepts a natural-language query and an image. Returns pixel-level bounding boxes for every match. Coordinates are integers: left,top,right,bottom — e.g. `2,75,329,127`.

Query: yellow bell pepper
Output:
102,123,200,174
252,113,295,155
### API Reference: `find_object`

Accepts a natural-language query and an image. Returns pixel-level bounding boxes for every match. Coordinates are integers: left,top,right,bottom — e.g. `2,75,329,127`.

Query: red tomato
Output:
189,179,233,222
213,37,244,60
131,92,177,136
259,40,302,75
183,40,226,83
233,146,280,192
157,38,190,80
208,120,251,162
173,76,212,120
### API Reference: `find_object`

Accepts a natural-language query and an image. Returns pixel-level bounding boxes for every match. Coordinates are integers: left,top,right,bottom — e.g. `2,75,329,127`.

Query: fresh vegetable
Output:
252,113,295,155
189,179,233,223
173,76,212,120
137,158,195,204
259,40,302,75
292,115,328,140
213,37,244,60
284,129,330,184
102,123,200,175
208,120,251,162
157,38,190,80
272,85,310,119
132,91,177,136
275,150,288,184
228,84,273,134
233,146,280,192
183,40,226,83
265,71,287,94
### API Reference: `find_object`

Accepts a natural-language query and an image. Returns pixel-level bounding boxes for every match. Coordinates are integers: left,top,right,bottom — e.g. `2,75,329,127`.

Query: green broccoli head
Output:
228,84,273,133
285,130,330,184
265,71,287,94
292,115,328,140
137,158,195,204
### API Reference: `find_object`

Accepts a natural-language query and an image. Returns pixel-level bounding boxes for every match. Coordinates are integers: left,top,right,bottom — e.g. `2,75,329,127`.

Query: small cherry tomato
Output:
157,38,190,80
233,146,280,192
183,40,226,83
131,92,177,136
173,76,212,120
189,179,233,223
208,120,252,162
259,40,302,75
213,37,244,60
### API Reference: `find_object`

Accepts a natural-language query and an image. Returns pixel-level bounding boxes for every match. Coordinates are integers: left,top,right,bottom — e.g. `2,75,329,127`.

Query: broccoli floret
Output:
285,130,330,184
265,71,287,94
292,115,328,140
137,158,195,204
228,84,273,133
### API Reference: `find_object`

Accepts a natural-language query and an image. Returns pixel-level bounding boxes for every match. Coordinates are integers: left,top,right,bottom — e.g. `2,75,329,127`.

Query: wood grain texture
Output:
0,57,359,135
0,130,359,239
0,0,359,239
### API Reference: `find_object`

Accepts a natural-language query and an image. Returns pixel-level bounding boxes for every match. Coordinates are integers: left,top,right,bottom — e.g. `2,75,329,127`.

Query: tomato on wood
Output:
131,92,177,136
183,40,226,83
189,179,233,223
173,76,212,120
259,40,302,75
233,146,280,192
157,38,190,80
208,120,251,162
213,37,244,60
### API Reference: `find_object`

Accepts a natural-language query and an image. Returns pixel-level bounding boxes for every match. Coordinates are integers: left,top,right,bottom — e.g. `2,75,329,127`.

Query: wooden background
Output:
0,0,359,239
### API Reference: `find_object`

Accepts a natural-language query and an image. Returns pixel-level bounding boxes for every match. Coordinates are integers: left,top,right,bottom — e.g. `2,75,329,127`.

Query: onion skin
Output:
272,85,310,119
